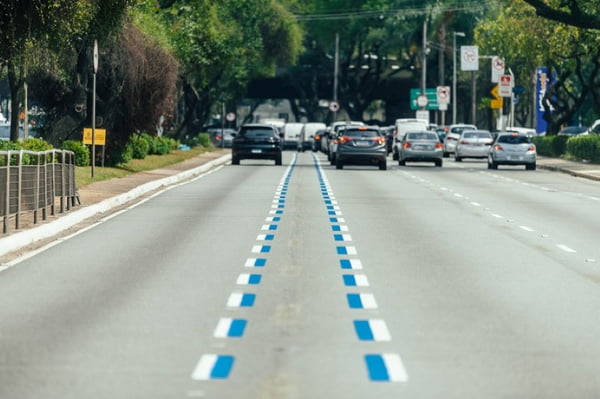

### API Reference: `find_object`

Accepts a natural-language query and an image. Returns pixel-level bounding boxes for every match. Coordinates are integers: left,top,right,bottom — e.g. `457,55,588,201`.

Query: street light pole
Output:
452,32,465,125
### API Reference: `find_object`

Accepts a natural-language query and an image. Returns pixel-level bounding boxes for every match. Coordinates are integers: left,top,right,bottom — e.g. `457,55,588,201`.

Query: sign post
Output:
92,40,98,178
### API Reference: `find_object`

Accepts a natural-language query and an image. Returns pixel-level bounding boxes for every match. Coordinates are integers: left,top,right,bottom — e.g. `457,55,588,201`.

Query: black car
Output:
231,124,283,165
334,126,387,170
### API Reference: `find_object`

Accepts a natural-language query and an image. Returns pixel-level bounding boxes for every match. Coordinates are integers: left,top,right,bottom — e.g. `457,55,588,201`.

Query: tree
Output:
522,0,600,29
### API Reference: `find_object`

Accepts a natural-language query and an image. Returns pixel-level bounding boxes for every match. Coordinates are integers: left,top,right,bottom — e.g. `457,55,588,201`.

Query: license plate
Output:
252,149,262,154
356,141,371,147
414,145,426,150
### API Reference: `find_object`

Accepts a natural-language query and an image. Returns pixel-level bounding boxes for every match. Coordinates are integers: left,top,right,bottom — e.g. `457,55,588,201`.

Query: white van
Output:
392,118,429,160
282,122,304,150
298,122,326,152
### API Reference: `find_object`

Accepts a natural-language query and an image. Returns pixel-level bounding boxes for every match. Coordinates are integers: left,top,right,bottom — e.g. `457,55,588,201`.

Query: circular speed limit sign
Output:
329,101,340,112
416,95,428,108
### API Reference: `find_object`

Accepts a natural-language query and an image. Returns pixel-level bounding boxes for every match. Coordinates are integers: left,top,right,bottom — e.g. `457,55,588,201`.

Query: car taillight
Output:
339,136,352,144
494,144,503,151
403,142,411,149
373,137,386,145
315,135,321,140
459,140,469,145
528,145,536,151
435,142,443,149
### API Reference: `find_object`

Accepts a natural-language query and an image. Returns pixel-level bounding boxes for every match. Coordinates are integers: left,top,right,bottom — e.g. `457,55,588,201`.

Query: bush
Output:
141,132,159,154
197,133,212,147
62,140,90,166
566,135,600,163
21,137,53,152
533,135,570,157
115,141,134,165
129,134,150,159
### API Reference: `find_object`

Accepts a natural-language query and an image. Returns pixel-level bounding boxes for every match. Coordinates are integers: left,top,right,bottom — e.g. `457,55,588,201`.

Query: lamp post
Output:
452,32,465,125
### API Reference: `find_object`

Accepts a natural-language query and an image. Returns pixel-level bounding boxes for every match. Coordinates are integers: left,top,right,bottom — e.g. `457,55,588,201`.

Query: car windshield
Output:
407,132,437,140
497,135,530,144
241,128,274,138
345,129,378,137
463,132,491,139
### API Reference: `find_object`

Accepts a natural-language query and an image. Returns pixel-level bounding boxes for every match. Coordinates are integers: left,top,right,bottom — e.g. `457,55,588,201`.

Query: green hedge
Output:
533,135,570,157
566,135,600,163
61,140,90,166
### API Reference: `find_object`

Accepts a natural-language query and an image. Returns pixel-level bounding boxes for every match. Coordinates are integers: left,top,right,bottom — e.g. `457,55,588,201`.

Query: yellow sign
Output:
490,85,503,109
83,128,106,145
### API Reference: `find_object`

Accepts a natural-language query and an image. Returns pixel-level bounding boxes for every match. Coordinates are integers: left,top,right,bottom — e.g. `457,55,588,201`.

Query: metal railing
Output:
1,149,78,234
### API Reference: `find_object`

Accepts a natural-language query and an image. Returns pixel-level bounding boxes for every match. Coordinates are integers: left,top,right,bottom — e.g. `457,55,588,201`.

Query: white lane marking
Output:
354,274,370,286
360,294,378,309
470,202,481,207
371,319,391,341
213,318,232,338
519,226,535,232
383,354,409,382
191,354,217,380
557,244,577,253
491,213,503,219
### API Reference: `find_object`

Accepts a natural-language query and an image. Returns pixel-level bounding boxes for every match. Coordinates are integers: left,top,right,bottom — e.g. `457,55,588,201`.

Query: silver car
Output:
454,130,494,161
443,124,477,157
488,132,537,170
398,131,443,167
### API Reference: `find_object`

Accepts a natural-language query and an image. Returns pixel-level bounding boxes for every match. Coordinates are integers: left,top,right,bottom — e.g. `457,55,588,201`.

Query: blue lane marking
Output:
211,355,235,379
246,258,267,267
270,217,281,222
331,225,342,231
365,355,389,381
257,234,275,241
240,294,256,307
354,321,375,341
325,200,332,204
347,294,363,309
266,224,278,230
343,275,357,286
237,273,262,285
248,274,262,284
257,245,271,253
228,319,247,337
330,218,339,223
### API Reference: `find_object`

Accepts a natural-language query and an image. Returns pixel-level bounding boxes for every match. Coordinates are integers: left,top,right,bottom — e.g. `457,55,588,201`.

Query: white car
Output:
443,124,477,157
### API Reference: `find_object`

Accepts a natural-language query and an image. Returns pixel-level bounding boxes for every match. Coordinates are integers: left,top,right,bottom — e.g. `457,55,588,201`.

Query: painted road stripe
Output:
265,217,281,222
256,234,275,241
334,234,352,241
262,224,278,231
214,318,247,338
330,217,345,223
354,320,391,341
343,274,369,286
245,258,267,267
236,273,262,285
365,354,408,382
557,244,576,253
337,246,357,255
251,245,271,253
191,355,235,380
331,225,349,232
347,293,377,309
340,259,363,270
269,210,284,215
227,293,256,307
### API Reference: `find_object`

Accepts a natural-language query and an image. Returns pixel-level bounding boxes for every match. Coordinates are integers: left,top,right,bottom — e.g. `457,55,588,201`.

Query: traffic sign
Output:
490,85,503,109
461,46,479,71
226,112,236,122
329,101,340,112
491,56,504,83
416,95,428,108
83,128,106,145
410,88,438,110
436,86,450,105
498,74,513,97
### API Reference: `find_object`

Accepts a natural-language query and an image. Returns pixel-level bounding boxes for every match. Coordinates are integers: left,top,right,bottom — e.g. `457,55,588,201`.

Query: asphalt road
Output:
1,152,600,398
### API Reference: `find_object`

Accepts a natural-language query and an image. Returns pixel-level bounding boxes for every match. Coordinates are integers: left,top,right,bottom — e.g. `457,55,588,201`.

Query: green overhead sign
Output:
410,88,438,110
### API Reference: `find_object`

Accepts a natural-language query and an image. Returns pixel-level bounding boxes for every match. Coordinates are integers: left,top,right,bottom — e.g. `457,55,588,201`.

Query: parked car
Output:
443,124,477,157
589,119,600,134
392,118,429,160
557,125,589,136
334,125,387,170
231,124,282,165
397,130,443,167
0,123,27,141
487,131,536,170
454,130,494,162
298,122,326,152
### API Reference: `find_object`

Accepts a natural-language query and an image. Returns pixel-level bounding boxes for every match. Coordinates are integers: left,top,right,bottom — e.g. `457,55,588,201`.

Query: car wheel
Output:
443,151,449,158
275,154,282,165
435,159,442,167
392,149,399,161
232,156,240,165
336,158,343,169
330,154,336,165
488,157,498,169
455,155,462,162
526,162,536,170
379,160,387,170
398,159,406,166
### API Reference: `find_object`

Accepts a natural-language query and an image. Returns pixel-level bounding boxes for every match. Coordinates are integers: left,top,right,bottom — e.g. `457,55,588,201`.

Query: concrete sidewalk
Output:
0,149,231,261
537,156,600,182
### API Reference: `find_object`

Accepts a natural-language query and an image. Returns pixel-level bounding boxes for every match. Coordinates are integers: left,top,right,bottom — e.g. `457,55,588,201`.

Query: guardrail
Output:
1,149,78,234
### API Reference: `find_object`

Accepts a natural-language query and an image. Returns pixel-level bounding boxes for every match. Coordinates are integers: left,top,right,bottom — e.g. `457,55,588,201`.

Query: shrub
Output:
566,135,600,163
533,135,570,157
129,134,150,159
141,132,159,154
197,133,212,147
21,137,53,152
115,141,134,165
62,140,90,166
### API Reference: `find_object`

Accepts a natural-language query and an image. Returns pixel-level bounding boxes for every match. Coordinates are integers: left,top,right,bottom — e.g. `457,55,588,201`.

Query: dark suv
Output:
335,126,387,170
231,124,283,165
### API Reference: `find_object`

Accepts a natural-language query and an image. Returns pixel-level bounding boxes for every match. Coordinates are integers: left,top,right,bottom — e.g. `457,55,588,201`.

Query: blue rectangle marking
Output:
241,294,256,307
264,234,275,241
334,234,344,241
365,355,389,381
343,274,357,286
260,246,271,253
328,211,336,215
228,319,247,337
248,274,262,284
332,225,341,231
268,224,278,230
337,246,347,255
211,355,235,379
354,320,374,341
330,218,339,223
347,294,362,308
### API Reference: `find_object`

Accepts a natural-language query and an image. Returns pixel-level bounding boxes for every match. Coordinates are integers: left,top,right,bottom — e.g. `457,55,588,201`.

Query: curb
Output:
0,154,231,258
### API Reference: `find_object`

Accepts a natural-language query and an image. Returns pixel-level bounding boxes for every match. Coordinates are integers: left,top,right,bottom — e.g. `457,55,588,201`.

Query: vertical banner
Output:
460,46,479,71
536,67,549,134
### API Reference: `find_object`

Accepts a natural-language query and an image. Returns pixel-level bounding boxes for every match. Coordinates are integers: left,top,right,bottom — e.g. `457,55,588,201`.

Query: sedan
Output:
231,124,283,165
443,124,477,157
454,130,494,161
335,126,387,170
398,131,443,167
488,132,536,170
